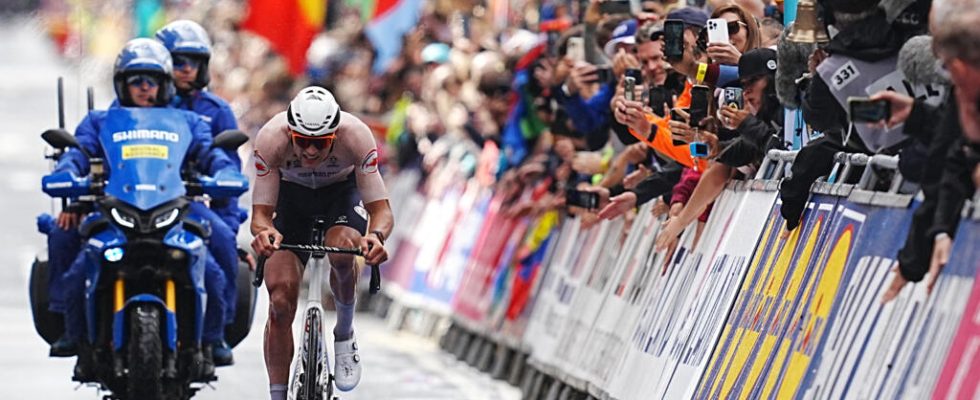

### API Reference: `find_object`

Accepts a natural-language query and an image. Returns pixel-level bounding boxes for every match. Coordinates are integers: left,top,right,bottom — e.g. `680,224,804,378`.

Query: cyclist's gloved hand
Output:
251,228,283,257
359,233,388,265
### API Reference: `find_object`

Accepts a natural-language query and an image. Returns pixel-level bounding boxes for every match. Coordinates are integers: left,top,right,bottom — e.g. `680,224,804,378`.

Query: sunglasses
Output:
480,85,511,98
291,131,334,150
173,55,203,70
126,74,160,88
726,21,748,35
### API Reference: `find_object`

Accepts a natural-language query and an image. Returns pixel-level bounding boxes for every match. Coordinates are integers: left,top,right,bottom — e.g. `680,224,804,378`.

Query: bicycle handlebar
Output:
252,243,382,295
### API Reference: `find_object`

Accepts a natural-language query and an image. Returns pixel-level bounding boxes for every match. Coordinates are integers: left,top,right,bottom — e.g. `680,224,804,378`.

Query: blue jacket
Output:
554,83,614,138
56,105,235,177
172,90,241,169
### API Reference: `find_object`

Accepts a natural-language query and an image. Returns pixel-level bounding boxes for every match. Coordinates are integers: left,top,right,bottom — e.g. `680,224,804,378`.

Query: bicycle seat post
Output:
310,216,328,259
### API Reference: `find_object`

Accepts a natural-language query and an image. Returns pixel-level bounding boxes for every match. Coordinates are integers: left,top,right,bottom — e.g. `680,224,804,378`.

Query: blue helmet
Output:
155,20,212,89
112,38,175,106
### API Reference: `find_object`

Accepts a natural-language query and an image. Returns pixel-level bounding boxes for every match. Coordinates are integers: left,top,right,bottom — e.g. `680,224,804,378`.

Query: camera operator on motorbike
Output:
53,38,239,381
156,19,246,366
250,86,393,398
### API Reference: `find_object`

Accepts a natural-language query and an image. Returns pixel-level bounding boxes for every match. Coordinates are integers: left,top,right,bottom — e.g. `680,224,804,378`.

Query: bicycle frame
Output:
252,218,373,400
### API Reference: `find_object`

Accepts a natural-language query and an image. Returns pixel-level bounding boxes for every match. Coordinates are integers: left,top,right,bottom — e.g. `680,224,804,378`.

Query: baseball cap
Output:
738,48,778,81
666,7,709,29
604,19,637,57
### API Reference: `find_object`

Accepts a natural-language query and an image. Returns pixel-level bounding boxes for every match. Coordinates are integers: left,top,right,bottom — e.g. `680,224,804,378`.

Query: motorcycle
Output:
33,106,251,400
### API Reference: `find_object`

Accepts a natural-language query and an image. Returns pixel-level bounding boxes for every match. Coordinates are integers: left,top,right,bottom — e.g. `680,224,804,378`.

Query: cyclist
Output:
250,86,393,397
55,38,235,380
155,19,243,365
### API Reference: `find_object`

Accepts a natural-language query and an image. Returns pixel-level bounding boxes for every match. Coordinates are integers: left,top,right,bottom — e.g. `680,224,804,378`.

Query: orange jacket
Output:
627,81,708,171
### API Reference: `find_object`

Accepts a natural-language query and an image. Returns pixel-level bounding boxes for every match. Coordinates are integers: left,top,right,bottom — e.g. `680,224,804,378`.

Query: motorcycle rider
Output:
155,19,243,366
250,86,393,397
54,38,237,380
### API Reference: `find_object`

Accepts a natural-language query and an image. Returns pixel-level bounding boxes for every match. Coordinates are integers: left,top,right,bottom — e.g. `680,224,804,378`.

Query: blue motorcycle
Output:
36,107,249,399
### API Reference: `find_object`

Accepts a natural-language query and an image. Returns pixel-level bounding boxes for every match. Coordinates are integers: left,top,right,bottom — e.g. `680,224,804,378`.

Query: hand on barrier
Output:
927,234,953,294
881,265,909,304
655,216,684,252
651,199,670,217
598,191,637,220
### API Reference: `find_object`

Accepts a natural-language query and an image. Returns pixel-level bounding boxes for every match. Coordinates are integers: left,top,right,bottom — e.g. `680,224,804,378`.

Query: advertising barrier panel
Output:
932,211,980,399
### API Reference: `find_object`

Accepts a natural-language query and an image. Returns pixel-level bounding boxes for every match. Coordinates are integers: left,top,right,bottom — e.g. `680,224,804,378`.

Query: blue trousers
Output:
45,224,81,314
189,202,239,325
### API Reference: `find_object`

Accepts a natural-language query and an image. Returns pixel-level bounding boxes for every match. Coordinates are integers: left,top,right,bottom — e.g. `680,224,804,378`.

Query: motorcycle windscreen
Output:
99,107,193,211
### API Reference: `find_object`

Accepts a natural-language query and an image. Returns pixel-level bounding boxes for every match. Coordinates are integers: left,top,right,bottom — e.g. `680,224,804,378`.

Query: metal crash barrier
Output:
381,149,980,399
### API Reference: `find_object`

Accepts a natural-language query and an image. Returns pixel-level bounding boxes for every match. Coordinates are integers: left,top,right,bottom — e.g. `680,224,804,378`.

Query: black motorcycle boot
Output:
49,334,78,357
200,343,216,380
71,342,95,382
210,340,234,367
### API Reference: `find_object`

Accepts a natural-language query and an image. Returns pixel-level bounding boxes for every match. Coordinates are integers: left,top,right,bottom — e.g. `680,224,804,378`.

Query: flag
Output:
506,211,559,320
133,0,166,38
364,0,423,74
499,45,547,171
242,0,326,76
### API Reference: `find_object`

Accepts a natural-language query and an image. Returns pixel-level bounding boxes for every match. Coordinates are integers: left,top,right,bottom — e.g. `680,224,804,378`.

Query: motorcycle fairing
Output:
99,108,193,211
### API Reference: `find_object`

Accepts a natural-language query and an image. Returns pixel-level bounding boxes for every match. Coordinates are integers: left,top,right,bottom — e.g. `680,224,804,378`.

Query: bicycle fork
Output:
290,256,333,400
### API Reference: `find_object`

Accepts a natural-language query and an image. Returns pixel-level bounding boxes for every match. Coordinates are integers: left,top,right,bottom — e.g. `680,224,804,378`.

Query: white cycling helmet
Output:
287,86,342,137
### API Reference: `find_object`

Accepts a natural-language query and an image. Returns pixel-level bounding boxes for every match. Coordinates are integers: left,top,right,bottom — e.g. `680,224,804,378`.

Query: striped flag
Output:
242,0,327,76
363,0,423,74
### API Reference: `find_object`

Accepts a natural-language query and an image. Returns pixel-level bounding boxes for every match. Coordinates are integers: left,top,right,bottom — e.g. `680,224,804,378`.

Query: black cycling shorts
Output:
273,176,368,265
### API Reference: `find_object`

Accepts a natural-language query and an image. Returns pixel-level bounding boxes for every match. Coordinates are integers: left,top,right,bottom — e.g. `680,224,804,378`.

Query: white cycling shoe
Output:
333,335,361,392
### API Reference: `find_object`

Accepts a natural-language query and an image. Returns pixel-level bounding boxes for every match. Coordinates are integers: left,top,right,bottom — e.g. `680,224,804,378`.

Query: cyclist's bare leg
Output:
263,250,303,384
325,226,360,340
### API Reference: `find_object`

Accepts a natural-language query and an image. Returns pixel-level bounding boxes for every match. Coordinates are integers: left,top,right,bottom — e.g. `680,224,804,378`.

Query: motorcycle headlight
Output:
103,247,124,262
153,208,181,229
110,207,137,229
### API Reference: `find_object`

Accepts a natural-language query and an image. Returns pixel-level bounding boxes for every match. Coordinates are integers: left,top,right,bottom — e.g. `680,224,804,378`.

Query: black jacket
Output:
896,94,958,281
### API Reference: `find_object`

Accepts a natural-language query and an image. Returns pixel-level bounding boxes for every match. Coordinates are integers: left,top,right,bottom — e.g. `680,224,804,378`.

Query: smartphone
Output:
664,20,686,61
566,188,600,210
596,67,612,83
624,76,636,101
688,84,710,127
598,0,632,14
848,97,891,123
723,87,743,110
625,68,643,84
649,87,672,117
547,31,560,57
689,141,709,157
706,18,730,44
567,37,585,62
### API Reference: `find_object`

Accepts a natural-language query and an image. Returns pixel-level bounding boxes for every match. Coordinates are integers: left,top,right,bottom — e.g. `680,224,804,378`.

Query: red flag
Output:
242,0,326,76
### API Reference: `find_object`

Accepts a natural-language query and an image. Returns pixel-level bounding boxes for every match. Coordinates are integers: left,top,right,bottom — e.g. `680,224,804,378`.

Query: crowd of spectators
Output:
53,0,979,303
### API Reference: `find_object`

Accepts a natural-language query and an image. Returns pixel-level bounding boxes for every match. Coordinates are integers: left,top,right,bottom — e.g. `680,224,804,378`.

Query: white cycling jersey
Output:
251,111,388,207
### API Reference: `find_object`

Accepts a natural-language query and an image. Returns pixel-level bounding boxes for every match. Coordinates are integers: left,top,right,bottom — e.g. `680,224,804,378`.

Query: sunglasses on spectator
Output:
173,55,203,70
126,74,160,88
481,85,511,98
726,21,748,35
291,131,334,150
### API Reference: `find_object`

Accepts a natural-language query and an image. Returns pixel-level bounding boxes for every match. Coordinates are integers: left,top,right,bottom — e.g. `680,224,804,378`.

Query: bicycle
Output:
252,216,381,400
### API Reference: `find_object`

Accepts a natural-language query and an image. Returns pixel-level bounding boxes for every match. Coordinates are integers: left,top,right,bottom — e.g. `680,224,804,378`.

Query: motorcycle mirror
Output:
213,129,249,151
41,128,79,150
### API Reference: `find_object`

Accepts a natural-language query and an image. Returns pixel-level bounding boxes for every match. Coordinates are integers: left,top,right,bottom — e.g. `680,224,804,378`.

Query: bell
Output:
788,0,830,44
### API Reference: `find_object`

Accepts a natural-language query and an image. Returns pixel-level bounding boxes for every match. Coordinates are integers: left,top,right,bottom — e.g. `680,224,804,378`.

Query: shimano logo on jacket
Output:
112,129,180,143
